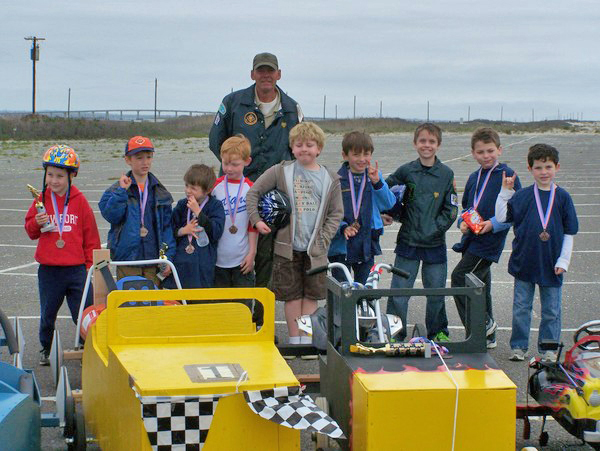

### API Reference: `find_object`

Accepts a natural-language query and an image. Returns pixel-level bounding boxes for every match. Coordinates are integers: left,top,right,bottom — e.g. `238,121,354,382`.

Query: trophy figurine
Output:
157,243,169,281
27,184,55,233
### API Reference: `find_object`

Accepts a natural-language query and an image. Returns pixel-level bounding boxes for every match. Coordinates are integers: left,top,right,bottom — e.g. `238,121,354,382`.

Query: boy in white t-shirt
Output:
213,135,258,304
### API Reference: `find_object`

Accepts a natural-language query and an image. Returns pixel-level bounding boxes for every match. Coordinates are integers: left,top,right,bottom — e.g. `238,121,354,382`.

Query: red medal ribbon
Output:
224,176,245,233
473,162,498,210
533,183,556,233
348,170,366,226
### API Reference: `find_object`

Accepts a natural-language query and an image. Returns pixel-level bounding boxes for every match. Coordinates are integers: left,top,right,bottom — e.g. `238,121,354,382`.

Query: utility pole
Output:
25,36,45,115
531,108,535,123
468,105,470,122
379,100,382,118
323,95,326,120
335,104,338,120
67,88,71,118
500,106,503,122
427,101,430,122
154,78,158,123
353,95,356,119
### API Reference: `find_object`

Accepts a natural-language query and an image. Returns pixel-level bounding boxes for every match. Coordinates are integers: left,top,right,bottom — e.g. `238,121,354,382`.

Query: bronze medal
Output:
539,230,550,242
352,221,361,231
229,224,238,234
140,226,148,237
56,239,65,249
185,244,195,254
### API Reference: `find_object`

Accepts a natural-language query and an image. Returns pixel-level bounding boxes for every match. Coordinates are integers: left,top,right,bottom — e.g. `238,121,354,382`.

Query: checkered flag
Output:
244,386,345,439
139,395,221,450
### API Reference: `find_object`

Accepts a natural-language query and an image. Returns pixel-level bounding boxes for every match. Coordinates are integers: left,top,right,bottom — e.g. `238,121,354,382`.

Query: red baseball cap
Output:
125,136,155,156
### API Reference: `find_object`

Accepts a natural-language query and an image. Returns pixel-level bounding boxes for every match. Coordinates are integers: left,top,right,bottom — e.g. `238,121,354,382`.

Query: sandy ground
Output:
1,132,599,450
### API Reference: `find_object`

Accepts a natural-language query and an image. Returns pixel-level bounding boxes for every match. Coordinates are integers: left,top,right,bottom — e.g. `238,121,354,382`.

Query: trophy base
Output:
41,224,56,233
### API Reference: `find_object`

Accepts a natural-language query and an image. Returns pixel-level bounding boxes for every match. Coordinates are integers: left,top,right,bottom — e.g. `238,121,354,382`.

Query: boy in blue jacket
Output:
163,164,225,288
328,131,396,284
451,128,521,349
99,136,176,286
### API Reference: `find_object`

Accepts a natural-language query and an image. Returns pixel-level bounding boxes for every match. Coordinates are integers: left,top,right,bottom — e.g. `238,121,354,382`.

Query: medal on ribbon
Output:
185,208,196,254
534,183,556,242
461,163,498,234
186,197,210,252
348,171,366,231
138,179,149,237
51,191,69,248
224,176,244,234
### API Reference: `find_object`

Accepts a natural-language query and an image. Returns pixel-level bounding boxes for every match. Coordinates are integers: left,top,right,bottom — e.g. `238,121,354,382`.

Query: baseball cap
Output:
125,136,154,156
253,52,279,71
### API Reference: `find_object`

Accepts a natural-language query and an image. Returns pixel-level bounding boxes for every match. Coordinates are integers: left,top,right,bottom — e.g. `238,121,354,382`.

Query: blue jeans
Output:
387,254,449,340
510,278,562,352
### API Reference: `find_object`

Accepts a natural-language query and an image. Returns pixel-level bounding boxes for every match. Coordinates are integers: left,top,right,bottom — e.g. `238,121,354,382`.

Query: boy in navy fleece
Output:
496,143,578,362
164,164,225,288
451,128,521,349
328,131,396,284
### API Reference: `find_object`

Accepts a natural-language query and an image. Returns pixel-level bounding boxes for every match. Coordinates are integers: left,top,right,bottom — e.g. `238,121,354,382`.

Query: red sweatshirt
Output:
24,185,101,268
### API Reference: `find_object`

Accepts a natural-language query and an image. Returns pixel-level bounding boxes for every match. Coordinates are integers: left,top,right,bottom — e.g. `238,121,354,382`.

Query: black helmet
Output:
258,189,291,229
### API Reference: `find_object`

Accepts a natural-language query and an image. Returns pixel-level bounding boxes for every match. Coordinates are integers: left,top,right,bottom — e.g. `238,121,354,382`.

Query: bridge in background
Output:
2,109,215,122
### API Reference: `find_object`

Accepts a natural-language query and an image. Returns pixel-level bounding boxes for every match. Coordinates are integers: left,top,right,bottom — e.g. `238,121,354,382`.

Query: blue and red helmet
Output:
42,145,80,173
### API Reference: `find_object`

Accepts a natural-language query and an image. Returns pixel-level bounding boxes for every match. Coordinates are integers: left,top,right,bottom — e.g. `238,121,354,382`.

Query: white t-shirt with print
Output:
213,176,254,268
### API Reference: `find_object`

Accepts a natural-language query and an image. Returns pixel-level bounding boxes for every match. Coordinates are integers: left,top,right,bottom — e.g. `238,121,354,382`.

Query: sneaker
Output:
300,354,318,360
541,350,557,362
39,348,50,366
486,319,498,337
433,331,450,342
509,349,526,361
486,338,497,349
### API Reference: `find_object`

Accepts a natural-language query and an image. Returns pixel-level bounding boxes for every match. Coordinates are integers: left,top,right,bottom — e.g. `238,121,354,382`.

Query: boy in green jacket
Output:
384,123,458,341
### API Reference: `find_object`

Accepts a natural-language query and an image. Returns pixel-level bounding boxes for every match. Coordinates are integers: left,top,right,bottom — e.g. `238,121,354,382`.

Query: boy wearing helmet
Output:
25,145,101,365
99,136,176,284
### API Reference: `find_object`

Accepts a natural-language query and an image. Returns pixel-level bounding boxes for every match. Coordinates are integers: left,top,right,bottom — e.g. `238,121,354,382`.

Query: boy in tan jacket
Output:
247,122,343,344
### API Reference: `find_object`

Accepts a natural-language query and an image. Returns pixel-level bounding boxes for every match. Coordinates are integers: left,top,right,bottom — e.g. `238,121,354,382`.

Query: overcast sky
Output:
3,1,599,121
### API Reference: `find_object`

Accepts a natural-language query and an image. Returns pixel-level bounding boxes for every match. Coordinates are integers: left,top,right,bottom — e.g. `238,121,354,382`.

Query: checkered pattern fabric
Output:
244,386,345,439
139,395,220,450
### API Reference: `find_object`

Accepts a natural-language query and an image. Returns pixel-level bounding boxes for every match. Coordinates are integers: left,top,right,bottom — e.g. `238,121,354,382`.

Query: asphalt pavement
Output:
0,132,598,450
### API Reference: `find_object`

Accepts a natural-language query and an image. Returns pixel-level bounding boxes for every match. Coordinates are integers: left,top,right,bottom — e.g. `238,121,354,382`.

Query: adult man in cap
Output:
209,52,303,326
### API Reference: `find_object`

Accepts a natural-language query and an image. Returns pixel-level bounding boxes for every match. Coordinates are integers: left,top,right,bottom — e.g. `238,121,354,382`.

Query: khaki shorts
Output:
272,251,326,301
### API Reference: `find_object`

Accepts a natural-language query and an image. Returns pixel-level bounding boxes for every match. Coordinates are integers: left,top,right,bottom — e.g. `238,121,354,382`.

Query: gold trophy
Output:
157,243,169,281
27,184,55,233
350,342,429,357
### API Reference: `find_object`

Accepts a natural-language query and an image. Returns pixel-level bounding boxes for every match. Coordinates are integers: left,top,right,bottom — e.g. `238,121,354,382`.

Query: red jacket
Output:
25,185,101,268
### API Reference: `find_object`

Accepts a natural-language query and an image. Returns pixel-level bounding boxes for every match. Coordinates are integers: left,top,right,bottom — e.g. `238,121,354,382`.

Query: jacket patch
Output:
218,103,226,115
451,194,459,206
244,112,258,125
214,114,220,126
